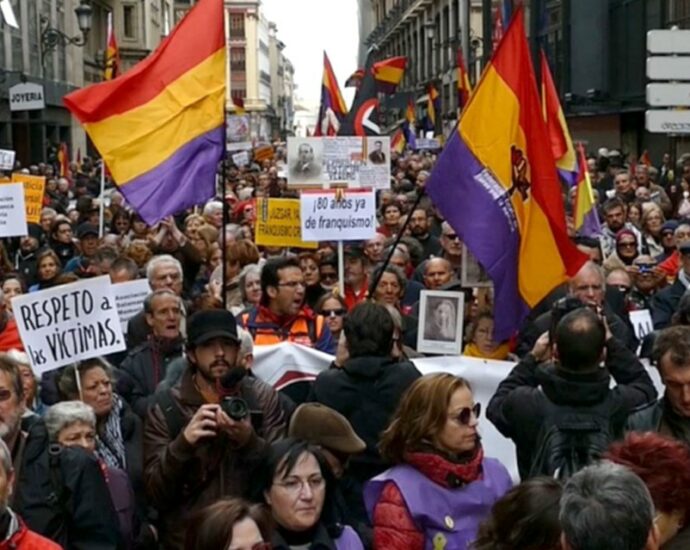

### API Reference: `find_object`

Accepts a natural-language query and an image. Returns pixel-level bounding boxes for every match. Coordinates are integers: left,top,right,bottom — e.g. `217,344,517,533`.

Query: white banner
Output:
251,343,665,482
287,137,391,189
0,149,15,171
13,276,126,374
0,183,26,237
300,189,376,242
112,279,151,334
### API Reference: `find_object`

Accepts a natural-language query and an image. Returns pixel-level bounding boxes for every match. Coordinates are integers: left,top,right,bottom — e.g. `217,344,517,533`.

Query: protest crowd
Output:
0,139,688,550
0,1,689,549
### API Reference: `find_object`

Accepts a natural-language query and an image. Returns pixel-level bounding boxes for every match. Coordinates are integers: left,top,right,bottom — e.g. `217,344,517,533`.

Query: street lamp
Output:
424,20,435,41
40,0,93,67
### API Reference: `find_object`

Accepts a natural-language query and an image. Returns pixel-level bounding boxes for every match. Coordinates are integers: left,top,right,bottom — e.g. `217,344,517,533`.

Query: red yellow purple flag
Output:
540,50,577,186
426,7,588,339
314,51,347,136
104,12,120,81
64,0,225,225
391,127,406,154
372,56,407,94
457,48,472,111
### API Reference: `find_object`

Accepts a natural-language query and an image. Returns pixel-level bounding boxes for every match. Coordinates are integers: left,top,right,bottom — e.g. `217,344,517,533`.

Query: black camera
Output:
221,396,249,421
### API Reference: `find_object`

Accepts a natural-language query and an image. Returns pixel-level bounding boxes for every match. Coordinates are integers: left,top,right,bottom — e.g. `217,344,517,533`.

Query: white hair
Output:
44,401,96,442
203,201,223,216
146,254,183,283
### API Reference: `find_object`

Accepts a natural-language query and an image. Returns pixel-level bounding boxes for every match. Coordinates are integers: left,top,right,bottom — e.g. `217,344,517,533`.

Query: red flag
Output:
639,150,652,167
104,12,120,80
57,143,69,177
372,56,407,94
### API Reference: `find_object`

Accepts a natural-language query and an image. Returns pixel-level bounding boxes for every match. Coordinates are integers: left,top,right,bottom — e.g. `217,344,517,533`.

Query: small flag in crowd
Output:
391,127,406,154
57,142,69,178
104,11,120,81
403,99,417,149
372,56,407,94
639,150,652,167
574,142,602,238
64,0,226,226
540,50,578,187
426,83,441,136
457,48,472,111
233,97,246,115
345,68,364,88
426,6,588,340
314,51,348,136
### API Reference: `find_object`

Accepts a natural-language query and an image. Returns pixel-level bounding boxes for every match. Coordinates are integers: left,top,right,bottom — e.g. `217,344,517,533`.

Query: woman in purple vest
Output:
364,373,512,550
253,438,365,550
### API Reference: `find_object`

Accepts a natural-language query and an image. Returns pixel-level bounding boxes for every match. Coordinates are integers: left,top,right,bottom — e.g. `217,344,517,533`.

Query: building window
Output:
230,47,245,71
230,12,245,39
123,4,137,39
231,88,246,101
667,0,690,27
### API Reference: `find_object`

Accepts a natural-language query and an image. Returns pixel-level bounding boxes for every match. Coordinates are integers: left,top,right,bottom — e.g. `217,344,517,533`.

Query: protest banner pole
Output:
337,240,345,296
98,161,105,238
369,187,425,298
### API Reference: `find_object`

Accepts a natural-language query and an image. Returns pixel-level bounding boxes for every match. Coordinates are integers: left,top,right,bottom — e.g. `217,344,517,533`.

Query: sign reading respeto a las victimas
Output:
12,276,126,374
300,189,376,241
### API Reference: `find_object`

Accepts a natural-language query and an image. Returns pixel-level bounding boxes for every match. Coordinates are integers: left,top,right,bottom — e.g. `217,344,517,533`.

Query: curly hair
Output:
604,431,690,521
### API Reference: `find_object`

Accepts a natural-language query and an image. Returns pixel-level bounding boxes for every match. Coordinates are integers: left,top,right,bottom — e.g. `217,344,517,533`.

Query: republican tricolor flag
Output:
104,12,120,81
574,143,602,238
314,51,347,136
64,0,225,225
426,7,587,339
457,48,472,111
403,99,416,149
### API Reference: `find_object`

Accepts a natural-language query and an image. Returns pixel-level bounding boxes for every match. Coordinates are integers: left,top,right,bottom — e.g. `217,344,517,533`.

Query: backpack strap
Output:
155,389,185,440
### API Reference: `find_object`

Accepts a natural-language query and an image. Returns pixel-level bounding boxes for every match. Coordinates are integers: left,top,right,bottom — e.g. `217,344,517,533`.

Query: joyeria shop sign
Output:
9,82,45,112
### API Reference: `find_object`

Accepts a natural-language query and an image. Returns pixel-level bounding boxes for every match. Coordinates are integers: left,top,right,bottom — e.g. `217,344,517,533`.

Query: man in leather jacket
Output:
143,309,286,549
627,326,690,445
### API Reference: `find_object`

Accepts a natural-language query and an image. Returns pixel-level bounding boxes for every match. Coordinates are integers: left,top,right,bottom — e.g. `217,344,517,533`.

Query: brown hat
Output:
288,403,366,455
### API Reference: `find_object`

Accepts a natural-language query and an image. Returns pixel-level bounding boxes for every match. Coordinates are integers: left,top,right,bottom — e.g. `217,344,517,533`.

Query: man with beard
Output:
601,198,643,258
0,355,121,548
144,309,287,549
409,208,441,258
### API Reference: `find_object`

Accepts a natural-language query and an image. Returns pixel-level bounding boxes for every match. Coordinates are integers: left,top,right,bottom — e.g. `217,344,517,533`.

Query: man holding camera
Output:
143,309,286,549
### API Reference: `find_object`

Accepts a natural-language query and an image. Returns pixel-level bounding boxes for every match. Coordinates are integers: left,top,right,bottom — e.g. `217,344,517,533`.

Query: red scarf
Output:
404,445,485,488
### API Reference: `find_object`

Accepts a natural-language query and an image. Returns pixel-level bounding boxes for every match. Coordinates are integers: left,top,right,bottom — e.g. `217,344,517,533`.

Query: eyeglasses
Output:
275,476,325,495
321,308,346,318
444,233,460,241
321,272,338,281
278,281,306,289
453,403,481,425
0,389,12,402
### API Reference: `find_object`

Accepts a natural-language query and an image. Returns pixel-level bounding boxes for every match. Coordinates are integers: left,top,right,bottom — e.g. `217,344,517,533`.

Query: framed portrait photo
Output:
417,290,465,355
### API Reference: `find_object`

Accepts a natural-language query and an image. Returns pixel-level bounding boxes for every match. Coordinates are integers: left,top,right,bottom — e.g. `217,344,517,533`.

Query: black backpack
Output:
528,393,621,480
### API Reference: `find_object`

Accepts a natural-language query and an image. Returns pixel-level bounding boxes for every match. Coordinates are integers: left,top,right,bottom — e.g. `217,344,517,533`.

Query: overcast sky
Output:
261,0,358,106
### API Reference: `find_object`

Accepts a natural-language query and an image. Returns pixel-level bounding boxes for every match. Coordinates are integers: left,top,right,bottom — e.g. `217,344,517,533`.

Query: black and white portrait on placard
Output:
417,290,465,355
287,137,324,186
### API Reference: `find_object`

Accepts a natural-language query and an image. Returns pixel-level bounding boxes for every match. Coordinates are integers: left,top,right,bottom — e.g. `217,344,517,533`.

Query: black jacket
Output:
487,338,657,480
515,305,638,358
311,356,421,480
12,419,122,549
651,278,687,330
118,337,184,418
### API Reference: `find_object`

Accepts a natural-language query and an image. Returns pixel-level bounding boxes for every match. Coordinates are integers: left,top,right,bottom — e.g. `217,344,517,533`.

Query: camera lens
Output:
221,396,249,421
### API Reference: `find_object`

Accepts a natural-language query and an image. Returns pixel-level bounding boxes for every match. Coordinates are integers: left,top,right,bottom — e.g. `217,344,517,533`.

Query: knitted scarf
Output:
96,395,127,470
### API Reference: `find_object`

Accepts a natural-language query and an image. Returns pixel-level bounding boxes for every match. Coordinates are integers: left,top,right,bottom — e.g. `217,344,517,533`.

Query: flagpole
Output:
98,161,105,238
221,5,229,311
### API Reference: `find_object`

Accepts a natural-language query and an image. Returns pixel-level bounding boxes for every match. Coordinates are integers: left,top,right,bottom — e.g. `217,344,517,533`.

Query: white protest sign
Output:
112,279,151,334
13,276,126,374
300,189,376,241
0,149,15,170
0,183,26,237
415,138,441,150
629,309,654,341
232,150,250,167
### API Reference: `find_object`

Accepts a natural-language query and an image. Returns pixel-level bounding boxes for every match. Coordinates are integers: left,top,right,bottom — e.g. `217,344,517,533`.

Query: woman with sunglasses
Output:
365,373,512,550
185,498,273,550
603,228,641,275
315,292,347,342
253,439,364,550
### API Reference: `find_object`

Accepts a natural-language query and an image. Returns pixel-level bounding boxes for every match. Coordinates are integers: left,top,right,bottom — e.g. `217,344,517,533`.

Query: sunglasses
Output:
618,241,636,249
453,403,481,425
321,272,338,281
321,308,346,318
444,233,460,241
